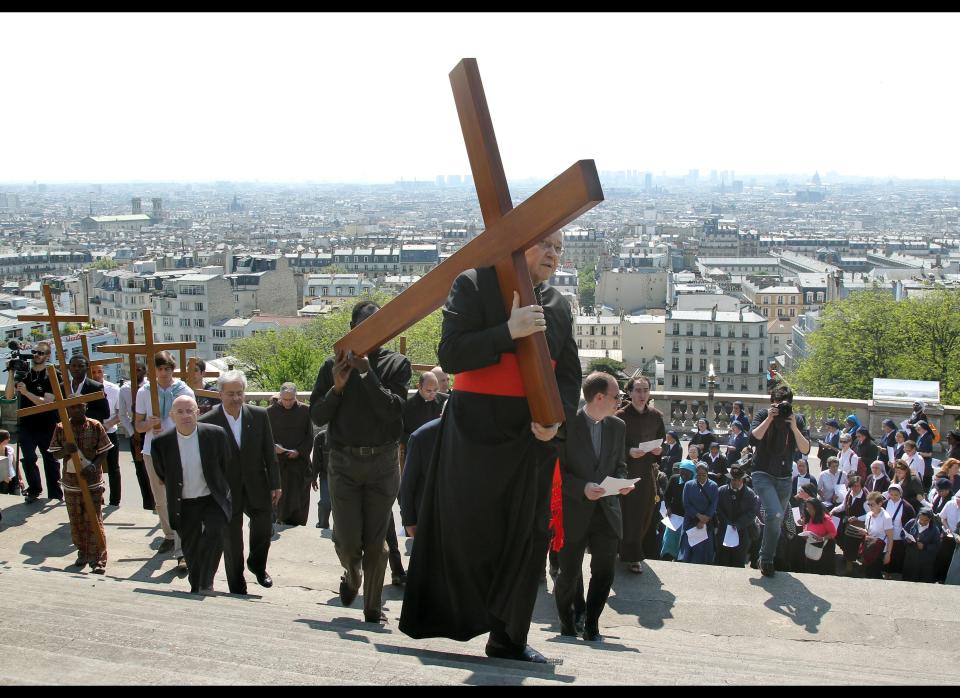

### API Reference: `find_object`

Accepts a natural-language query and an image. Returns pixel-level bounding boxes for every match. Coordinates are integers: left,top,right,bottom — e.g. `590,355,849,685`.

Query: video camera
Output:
4,340,31,383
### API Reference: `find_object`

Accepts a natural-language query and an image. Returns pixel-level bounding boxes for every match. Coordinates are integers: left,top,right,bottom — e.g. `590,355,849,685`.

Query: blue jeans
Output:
751,471,793,565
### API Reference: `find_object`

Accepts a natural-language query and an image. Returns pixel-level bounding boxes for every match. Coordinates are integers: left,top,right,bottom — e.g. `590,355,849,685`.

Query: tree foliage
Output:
230,289,443,392
91,257,118,270
588,357,625,380
789,288,960,405
578,267,596,309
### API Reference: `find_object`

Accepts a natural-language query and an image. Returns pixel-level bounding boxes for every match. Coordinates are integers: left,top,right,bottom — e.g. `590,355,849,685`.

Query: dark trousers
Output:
105,432,121,505
385,512,405,576
180,496,226,592
317,475,331,528
555,508,619,629
19,423,61,499
129,433,155,510
221,486,273,593
716,525,755,567
328,445,400,619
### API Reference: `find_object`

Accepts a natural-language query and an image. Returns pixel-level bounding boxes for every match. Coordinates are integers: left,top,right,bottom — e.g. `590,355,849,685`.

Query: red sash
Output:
453,352,557,397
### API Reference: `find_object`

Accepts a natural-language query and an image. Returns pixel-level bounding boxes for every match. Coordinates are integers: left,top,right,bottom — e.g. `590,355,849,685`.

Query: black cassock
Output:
399,266,580,644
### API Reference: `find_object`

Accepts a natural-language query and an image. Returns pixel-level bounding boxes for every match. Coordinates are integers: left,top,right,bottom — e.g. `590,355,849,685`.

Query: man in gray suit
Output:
555,372,633,643
151,395,232,595
199,370,281,595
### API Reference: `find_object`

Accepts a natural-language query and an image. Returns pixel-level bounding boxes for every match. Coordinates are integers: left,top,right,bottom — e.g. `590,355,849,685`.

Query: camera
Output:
4,340,31,383
776,400,793,419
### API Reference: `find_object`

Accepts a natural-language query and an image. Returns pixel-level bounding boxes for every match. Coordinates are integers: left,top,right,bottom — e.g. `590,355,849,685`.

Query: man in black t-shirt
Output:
749,384,810,577
3,341,64,502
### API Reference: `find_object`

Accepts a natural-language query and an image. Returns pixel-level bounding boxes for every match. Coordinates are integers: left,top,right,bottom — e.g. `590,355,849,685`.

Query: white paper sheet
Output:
932,458,942,471
888,446,896,464
835,484,848,502
637,439,664,453
661,513,683,531
792,506,803,525
659,501,667,517
900,419,911,432
904,532,916,543
722,524,740,548
598,476,641,496
831,516,841,531
797,530,815,538
685,525,709,547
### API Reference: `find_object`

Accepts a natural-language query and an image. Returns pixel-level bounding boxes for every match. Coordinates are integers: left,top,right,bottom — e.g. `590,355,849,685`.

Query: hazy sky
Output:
3,12,959,184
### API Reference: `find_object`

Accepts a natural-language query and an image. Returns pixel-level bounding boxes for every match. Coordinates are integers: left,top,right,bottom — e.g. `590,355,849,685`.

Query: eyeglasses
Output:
31,350,48,356
537,240,564,256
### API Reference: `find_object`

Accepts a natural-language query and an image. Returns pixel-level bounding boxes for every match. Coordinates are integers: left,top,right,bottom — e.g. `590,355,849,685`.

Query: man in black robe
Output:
399,230,581,663
402,372,442,446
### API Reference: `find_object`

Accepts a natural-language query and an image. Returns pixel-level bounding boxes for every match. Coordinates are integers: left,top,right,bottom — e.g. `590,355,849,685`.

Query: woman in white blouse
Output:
882,483,916,577
858,492,894,579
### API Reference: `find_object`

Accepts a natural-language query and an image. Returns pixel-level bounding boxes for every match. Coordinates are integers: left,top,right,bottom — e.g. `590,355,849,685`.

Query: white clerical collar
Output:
177,428,198,440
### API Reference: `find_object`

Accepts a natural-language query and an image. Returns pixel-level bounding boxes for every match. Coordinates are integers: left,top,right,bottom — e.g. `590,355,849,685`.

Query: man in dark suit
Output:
66,354,110,424
152,395,232,595
555,372,634,643
199,369,281,595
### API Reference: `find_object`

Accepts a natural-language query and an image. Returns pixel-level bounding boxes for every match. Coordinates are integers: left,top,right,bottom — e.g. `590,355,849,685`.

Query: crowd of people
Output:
3,232,960,663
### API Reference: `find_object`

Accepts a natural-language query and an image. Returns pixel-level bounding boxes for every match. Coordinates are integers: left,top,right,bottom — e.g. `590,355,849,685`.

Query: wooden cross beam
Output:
17,284,90,397
18,365,107,548
179,356,221,400
334,58,603,425
80,334,123,370
96,309,196,419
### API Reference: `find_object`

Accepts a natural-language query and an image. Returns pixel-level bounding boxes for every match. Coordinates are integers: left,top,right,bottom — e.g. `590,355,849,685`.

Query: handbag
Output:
804,538,825,561
844,517,867,540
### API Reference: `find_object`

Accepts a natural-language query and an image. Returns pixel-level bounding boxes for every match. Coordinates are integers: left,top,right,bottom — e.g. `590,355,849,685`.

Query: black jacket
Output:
717,483,760,533
558,410,627,539
71,375,110,425
199,404,280,514
150,423,232,530
399,417,442,528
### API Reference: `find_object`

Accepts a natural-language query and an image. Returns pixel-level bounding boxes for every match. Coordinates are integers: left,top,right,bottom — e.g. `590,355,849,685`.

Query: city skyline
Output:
3,12,960,184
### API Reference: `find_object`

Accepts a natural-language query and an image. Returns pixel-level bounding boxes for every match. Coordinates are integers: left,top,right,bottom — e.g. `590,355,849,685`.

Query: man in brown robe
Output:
267,382,316,526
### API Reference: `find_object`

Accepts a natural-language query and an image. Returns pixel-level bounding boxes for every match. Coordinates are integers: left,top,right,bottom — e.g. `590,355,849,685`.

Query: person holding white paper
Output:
660,460,695,560
801,498,837,575
715,462,760,568
555,372,632,643
678,462,719,565
818,457,847,507
616,374,665,575
831,474,868,574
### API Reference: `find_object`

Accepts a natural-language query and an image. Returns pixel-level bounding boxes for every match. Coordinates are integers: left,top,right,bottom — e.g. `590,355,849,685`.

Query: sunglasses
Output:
31,350,48,355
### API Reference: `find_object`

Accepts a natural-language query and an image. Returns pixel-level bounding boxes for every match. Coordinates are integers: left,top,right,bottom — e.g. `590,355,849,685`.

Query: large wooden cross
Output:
17,284,89,396
18,366,107,548
80,334,123,372
334,58,603,425
175,354,221,401
96,309,197,419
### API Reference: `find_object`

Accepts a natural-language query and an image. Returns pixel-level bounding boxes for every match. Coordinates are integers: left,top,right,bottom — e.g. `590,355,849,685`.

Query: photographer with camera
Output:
4,340,64,503
749,384,810,577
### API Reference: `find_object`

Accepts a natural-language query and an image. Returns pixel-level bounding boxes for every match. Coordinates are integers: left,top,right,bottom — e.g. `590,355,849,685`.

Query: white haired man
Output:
199,369,281,594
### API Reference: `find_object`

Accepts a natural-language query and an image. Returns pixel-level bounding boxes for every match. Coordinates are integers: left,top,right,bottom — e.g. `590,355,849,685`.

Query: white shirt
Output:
2,444,15,482
906,452,925,479
860,509,894,540
838,448,860,477
224,409,243,448
118,381,147,437
941,500,960,534
176,428,210,499
819,469,847,504
884,498,909,540
135,381,195,456
101,379,120,434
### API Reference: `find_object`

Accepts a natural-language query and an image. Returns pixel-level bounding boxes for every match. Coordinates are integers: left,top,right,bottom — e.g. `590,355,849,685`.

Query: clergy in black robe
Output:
400,232,581,663
267,383,316,526
616,375,665,569
402,373,443,446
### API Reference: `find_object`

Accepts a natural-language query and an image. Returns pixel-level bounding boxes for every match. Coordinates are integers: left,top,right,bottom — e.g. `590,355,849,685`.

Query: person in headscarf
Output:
659,430,683,477
729,401,751,434
946,430,960,464
894,429,909,462
842,414,862,439
831,474,868,575
678,462,719,565
726,421,749,464
853,427,879,470
818,418,842,460
790,458,817,507
865,460,890,494
902,507,941,583
878,419,898,468
914,421,935,491
660,459,695,561
715,461,760,568
906,401,929,440
882,482,916,576
688,418,715,453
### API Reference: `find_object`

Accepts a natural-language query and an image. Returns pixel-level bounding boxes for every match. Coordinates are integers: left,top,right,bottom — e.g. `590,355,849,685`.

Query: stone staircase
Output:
2,492,960,685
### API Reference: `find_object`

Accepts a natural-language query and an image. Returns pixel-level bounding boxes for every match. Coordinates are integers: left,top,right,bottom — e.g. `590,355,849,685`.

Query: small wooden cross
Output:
96,309,197,419
17,284,89,396
18,365,108,548
177,355,221,400
335,59,603,425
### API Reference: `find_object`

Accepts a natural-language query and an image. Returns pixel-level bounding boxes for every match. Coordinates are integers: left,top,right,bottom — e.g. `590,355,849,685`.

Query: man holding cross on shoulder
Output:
47,401,113,573
400,229,581,662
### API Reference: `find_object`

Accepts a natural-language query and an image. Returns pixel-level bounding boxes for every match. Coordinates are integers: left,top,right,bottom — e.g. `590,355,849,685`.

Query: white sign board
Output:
872,378,940,404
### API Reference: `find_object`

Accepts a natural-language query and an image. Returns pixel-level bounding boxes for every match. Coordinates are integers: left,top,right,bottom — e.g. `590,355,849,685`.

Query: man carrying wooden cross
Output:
48,401,113,573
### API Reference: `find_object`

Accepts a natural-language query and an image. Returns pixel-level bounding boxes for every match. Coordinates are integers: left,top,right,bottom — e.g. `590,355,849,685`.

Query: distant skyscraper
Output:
447,175,462,187
644,172,653,191
436,175,445,187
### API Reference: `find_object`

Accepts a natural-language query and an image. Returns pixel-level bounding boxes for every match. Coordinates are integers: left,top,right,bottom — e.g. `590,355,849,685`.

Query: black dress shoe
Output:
484,640,548,663
364,611,388,625
247,563,272,588
231,586,248,596
24,494,40,504
157,538,175,554
391,572,407,586
339,578,358,607
574,611,586,636
760,561,776,578
583,625,602,642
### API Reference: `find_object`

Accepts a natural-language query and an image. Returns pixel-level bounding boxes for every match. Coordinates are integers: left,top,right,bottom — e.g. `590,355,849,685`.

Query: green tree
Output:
578,267,596,309
898,289,960,404
588,357,624,381
91,257,118,270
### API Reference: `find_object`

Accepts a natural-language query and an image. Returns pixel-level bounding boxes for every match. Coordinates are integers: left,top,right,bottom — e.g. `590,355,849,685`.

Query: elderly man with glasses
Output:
4,341,65,503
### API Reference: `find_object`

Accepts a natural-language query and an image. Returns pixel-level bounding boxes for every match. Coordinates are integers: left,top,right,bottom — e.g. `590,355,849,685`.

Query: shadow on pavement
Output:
749,573,831,633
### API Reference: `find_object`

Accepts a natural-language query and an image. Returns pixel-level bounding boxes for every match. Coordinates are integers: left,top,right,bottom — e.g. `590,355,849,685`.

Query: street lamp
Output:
707,363,717,426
